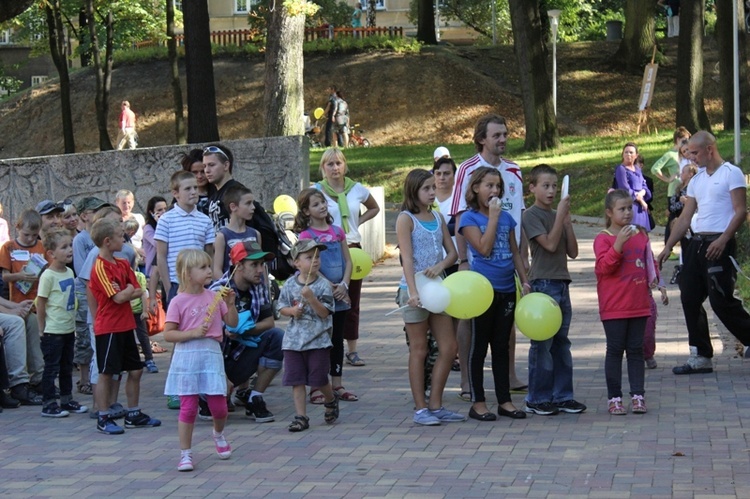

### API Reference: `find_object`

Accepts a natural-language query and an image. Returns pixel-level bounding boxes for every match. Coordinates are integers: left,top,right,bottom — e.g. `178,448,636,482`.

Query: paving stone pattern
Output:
1,217,749,498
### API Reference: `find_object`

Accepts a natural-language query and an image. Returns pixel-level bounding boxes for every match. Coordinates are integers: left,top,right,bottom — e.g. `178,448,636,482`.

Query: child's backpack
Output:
248,201,297,280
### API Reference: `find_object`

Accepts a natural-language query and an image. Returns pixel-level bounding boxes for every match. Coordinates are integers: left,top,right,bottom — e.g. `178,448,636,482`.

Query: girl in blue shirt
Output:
458,167,530,421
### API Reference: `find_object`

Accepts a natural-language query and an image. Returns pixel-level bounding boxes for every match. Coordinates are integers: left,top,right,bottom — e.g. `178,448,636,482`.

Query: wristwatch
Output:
457,259,467,264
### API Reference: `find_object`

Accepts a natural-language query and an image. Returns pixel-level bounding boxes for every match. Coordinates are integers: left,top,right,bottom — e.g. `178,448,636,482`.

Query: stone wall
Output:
0,136,309,229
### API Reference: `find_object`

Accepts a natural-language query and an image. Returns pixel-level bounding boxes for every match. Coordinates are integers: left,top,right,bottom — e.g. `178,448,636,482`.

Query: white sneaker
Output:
177,453,193,472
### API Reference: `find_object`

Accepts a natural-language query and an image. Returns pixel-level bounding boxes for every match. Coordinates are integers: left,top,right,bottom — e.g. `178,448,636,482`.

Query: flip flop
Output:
151,341,168,354
345,352,366,366
458,391,471,402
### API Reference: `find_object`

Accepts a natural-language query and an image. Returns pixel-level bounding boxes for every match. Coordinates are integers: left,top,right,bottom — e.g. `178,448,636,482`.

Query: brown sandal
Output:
77,380,93,395
151,341,168,354
288,415,309,432
324,394,339,424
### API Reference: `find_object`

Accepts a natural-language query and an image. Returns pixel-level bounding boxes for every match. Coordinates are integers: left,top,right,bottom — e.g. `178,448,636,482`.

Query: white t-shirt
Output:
436,195,457,254
687,161,747,233
450,153,525,241
127,213,146,249
317,182,372,245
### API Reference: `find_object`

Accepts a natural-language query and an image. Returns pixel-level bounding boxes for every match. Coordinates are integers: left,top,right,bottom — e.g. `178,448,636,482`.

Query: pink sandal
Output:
608,397,626,415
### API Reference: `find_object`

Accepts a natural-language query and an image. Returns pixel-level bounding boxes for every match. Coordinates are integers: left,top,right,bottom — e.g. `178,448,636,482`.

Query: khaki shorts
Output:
396,287,430,324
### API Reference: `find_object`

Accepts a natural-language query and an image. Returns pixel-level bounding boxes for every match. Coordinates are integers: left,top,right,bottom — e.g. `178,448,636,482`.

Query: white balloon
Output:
420,282,452,313
561,175,570,199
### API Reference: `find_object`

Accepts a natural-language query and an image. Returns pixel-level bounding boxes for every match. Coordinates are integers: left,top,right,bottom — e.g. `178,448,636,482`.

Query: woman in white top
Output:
316,148,380,367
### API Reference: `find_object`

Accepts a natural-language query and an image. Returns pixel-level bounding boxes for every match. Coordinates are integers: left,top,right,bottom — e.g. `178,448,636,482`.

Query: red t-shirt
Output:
0,239,45,303
89,256,138,335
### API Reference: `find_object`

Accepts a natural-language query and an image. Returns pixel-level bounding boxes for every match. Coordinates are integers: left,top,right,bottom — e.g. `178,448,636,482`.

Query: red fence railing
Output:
133,27,403,50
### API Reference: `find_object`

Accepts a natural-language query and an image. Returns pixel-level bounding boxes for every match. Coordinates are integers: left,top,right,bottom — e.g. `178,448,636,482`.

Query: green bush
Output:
303,35,421,54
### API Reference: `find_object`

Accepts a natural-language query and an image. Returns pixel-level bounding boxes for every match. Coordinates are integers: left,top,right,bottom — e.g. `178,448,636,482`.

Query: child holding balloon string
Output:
163,249,238,472
458,166,530,421
521,164,586,416
294,187,358,404
396,169,465,426
594,189,655,415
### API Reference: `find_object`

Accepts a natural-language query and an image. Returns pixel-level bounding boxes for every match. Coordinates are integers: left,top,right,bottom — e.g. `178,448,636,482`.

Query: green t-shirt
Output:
37,267,76,334
650,150,681,196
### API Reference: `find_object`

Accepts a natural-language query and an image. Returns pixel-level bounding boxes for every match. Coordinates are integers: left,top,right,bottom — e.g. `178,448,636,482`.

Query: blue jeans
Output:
526,279,574,405
40,332,75,406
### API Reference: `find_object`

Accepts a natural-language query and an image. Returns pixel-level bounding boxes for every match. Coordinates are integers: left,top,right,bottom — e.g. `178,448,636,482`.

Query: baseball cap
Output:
76,197,113,213
291,239,327,260
229,240,275,266
35,200,64,215
433,146,451,161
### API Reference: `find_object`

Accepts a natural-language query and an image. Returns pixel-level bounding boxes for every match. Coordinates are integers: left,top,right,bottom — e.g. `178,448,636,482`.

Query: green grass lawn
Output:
310,130,750,224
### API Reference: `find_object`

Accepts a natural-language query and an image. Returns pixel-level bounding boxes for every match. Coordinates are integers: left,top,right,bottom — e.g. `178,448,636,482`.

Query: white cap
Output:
433,146,450,161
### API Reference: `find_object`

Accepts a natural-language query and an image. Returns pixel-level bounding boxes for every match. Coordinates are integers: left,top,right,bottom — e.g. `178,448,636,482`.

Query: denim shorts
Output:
396,287,430,324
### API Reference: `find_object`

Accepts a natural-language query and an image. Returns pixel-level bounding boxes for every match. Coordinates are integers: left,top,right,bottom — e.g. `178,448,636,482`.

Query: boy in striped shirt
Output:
155,171,215,305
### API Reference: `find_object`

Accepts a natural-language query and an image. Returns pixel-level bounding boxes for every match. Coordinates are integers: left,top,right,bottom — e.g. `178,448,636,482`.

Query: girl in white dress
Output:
163,249,238,472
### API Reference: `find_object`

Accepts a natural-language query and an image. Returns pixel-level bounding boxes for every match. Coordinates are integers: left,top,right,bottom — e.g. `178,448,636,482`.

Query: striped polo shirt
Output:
154,204,216,283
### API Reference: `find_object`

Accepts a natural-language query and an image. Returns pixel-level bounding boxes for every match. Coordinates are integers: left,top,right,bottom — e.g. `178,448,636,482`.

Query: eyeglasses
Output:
203,146,229,162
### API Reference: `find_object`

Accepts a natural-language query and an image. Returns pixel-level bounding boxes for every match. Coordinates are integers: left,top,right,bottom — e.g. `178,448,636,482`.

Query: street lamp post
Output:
548,9,561,117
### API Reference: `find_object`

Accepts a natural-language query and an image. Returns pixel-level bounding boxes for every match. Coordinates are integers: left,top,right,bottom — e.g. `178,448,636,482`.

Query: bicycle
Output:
347,124,371,148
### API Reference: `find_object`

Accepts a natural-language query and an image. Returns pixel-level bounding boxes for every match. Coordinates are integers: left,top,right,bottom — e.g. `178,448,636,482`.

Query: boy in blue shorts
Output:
522,164,586,416
88,218,160,434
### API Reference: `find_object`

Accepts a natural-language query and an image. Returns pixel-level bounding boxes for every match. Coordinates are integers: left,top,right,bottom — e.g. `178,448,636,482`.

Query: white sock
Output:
250,391,263,399
181,449,192,457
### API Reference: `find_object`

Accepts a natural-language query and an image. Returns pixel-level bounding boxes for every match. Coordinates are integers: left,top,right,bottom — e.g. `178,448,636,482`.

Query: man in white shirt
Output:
658,131,750,374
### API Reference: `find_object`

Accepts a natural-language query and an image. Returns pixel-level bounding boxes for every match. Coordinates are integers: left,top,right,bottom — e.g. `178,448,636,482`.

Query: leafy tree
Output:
46,0,75,153
409,0,513,42
416,0,437,44
86,0,115,150
264,0,319,137
0,0,34,23
367,0,376,27
715,0,750,129
676,0,710,132
508,0,558,150
183,0,219,142
614,0,656,71
166,0,185,144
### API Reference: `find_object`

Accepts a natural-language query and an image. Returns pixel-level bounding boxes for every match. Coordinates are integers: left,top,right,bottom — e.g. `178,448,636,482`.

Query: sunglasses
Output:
203,146,229,162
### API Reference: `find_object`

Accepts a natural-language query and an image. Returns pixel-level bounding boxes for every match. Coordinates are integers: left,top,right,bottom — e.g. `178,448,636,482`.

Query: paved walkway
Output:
1,216,749,498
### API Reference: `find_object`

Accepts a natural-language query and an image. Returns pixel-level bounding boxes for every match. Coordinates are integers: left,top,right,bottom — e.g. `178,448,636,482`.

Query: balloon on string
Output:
273,194,298,215
313,107,325,120
515,292,562,341
414,272,451,314
349,248,372,280
443,270,493,319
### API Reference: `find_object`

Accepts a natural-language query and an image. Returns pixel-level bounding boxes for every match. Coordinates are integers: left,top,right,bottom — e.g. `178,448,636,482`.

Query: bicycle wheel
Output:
362,139,371,147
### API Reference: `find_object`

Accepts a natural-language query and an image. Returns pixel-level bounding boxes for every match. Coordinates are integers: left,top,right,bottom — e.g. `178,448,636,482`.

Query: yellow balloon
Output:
514,292,563,341
349,248,372,280
443,271,493,319
273,194,298,215
313,107,325,120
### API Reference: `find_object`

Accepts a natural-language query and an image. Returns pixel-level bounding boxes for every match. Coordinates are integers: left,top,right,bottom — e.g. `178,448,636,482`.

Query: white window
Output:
173,0,183,11
235,0,248,13
31,76,48,86
0,29,11,45
360,0,386,11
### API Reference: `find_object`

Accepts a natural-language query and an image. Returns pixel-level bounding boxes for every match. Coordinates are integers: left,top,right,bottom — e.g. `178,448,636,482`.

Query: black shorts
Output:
95,331,143,375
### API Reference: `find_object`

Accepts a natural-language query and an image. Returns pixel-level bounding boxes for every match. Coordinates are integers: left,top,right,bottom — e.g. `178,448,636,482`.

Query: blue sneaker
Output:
144,360,159,373
430,406,467,422
97,417,124,435
413,408,441,426
124,410,161,428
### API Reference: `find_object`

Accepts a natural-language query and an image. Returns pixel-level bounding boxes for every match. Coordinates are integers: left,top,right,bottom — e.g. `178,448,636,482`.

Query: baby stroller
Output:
304,108,325,148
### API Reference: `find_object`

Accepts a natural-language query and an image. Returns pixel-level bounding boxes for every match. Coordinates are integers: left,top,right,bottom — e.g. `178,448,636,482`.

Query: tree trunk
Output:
417,0,437,44
78,6,90,68
86,0,113,151
675,0,711,132
263,7,305,137
715,0,750,129
508,0,558,151
367,0,377,27
167,0,186,144
0,0,35,23
45,2,75,154
183,0,220,143
615,0,656,71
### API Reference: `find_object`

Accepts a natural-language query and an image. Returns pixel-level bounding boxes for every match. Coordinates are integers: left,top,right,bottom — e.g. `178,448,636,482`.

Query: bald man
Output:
657,131,750,374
